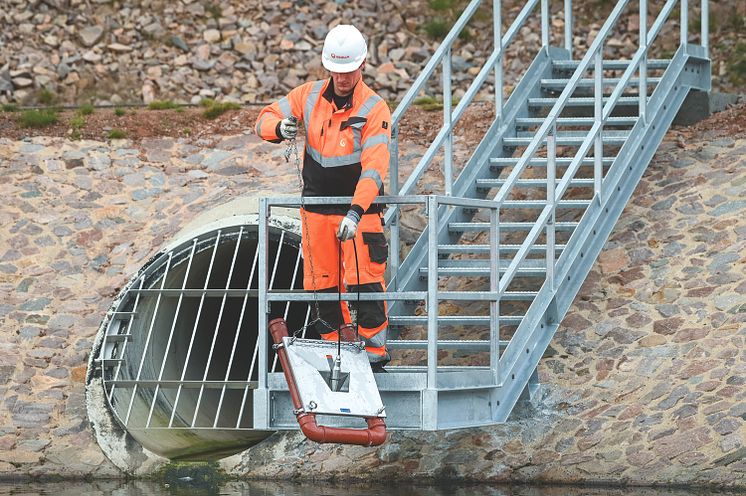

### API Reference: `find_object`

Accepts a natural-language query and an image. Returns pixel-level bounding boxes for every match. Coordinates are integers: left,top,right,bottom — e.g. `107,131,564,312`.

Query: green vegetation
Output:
70,130,81,140
1,103,17,112
424,18,450,40
202,101,241,120
199,98,216,108
148,100,181,110
19,109,58,128
38,88,55,105
114,107,126,117
79,103,95,116
413,95,461,111
182,127,191,136
108,129,127,139
70,115,85,130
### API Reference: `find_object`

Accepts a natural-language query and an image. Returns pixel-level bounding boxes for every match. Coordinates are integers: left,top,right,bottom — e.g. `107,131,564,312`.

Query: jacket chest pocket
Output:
340,118,366,154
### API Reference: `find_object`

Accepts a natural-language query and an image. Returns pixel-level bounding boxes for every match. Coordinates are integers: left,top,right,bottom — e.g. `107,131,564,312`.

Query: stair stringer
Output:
490,44,711,422
389,47,570,317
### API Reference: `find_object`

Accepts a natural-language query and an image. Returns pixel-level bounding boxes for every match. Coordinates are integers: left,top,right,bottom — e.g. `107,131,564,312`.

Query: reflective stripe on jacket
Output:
255,78,391,215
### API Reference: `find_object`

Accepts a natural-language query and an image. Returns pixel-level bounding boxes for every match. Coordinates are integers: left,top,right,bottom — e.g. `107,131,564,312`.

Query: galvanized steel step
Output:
528,96,647,107
490,157,615,167
419,259,548,277
387,339,511,351
515,116,638,127
540,77,662,89
449,221,578,232
389,315,524,326
476,178,594,188
437,243,566,254
503,135,628,146
552,59,671,70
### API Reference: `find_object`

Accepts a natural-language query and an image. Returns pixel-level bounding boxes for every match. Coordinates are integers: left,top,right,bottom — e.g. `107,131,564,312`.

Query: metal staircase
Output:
256,0,711,431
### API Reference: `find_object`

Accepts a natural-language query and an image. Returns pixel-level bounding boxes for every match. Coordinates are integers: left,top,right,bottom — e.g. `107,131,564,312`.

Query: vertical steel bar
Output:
235,238,262,429
494,0,503,119
701,0,708,56
191,226,245,428
639,0,648,124
271,240,301,372
546,127,556,291
124,252,174,426
389,126,400,291
427,196,439,389
594,49,603,200
257,199,269,392
169,231,222,427
443,47,453,196
489,207,499,384
146,239,198,428
107,277,145,402
541,0,550,48
564,0,573,56
390,210,400,291
215,230,257,428
680,0,688,46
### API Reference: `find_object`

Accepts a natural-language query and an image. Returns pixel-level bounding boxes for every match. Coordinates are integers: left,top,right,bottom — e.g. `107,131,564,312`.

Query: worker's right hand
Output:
279,117,298,140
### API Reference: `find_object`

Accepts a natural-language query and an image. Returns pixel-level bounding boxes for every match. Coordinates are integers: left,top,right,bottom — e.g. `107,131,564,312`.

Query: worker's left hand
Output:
337,210,361,241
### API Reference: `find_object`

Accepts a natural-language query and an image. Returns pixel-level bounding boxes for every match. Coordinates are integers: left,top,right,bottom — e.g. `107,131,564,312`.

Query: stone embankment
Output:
2,0,742,106
0,103,744,484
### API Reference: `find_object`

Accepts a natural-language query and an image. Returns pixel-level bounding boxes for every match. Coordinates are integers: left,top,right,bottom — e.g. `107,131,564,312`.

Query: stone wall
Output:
0,108,744,485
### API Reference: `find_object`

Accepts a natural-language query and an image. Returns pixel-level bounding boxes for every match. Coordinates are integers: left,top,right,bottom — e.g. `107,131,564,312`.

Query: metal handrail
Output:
257,195,503,395
493,0,708,297
389,0,542,204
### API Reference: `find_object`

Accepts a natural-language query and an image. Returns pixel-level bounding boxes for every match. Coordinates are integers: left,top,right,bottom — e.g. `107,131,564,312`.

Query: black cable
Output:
337,237,343,357
352,238,361,340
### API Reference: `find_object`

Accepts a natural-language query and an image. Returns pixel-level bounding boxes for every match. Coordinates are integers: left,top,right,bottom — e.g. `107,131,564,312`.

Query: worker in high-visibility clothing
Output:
255,24,391,370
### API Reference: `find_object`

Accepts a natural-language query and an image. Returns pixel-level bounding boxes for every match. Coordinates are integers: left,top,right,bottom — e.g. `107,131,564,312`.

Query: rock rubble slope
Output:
1,0,743,106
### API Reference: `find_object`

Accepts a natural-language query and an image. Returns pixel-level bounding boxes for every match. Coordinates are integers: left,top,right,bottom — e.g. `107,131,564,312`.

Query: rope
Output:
285,136,337,337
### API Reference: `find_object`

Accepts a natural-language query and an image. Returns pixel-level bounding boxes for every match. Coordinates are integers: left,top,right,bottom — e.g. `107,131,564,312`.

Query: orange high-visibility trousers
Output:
301,209,389,363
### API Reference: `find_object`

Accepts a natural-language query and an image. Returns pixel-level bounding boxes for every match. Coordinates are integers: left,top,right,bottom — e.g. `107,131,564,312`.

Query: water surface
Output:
0,481,740,496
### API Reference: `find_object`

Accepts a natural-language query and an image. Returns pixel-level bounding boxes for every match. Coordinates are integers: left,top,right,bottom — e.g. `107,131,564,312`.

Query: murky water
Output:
0,481,740,496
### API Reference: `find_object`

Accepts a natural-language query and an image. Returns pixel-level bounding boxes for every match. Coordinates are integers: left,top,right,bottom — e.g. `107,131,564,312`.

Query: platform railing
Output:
256,195,503,397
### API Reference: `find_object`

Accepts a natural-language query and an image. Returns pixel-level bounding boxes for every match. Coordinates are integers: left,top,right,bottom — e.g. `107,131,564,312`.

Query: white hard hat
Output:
322,24,367,73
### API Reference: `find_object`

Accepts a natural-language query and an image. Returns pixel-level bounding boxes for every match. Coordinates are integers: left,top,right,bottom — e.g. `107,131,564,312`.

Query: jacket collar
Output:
322,77,365,111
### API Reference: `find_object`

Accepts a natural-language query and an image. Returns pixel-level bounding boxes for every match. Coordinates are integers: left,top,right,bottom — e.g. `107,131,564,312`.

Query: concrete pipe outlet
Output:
86,198,312,471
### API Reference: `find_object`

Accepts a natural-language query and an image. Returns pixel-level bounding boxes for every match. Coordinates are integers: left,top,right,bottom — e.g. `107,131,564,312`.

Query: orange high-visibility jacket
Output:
255,78,391,216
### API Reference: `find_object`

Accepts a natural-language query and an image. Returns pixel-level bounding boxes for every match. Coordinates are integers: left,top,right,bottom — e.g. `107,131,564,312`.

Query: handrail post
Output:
443,48,453,196
701,0,708,56
639,0,648,125
541,0,550,49
546,126,556,291
426,195,439,391
389,125,400,290
564,0,573,57
489,206,500,384
253,197,270,430
494,0,503,120
594,49,603,201
680,0,688,46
